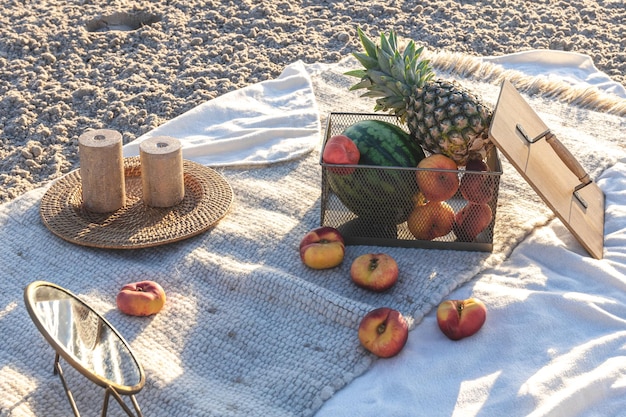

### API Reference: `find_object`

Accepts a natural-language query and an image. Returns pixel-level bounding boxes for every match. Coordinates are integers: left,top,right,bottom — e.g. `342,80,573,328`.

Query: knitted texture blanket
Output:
1,55,623,417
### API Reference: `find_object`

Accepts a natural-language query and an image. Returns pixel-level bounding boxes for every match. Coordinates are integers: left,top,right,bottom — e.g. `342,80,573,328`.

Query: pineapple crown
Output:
346,27,435,119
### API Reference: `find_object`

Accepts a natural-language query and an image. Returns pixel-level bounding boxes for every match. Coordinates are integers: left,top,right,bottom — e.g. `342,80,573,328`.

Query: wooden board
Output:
489,80,605,259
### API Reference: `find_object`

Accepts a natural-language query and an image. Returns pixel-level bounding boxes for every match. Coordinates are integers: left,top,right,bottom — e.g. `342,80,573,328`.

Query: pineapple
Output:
346,28,493,166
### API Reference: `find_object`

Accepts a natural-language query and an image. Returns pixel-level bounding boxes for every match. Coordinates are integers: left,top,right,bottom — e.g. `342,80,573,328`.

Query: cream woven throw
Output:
1,55,624,417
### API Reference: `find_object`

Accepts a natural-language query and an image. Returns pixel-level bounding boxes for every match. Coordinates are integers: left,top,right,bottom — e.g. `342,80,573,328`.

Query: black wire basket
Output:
320,112,503,252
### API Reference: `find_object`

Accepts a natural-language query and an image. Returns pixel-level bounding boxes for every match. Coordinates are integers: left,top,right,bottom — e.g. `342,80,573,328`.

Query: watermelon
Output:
325,120,426,224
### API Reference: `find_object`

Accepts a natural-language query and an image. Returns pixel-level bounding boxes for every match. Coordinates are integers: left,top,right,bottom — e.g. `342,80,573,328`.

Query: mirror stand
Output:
24,281,146,417
52,353,144,417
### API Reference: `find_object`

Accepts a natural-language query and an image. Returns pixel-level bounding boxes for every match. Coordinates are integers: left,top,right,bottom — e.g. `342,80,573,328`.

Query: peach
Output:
453,203,493,242
299,226,345,269
407,194,455,240
322,134,360,175
358,307,409,358
415,154,459,202
350,253,399,292
116,281,166,317
460,158,496,204
437,298,487,340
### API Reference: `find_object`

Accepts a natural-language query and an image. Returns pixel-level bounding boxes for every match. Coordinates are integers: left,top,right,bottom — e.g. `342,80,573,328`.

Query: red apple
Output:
322,134,360,175
299,226,345,269
358,307,409,358
453,203,493,242
415,154,460,202
350,253,399,292
460,158,496,204
436,298,487,340
116,281,166,317
407,194,455,240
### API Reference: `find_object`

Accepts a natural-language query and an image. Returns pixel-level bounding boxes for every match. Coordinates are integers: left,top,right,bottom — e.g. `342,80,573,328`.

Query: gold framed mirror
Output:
24,281,145,417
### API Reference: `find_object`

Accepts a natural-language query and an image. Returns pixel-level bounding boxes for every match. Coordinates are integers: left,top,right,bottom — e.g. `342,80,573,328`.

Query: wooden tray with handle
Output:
489,80,605,259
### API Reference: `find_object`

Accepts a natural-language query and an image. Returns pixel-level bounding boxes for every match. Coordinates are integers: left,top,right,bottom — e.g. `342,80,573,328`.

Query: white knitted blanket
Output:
1,55,624,417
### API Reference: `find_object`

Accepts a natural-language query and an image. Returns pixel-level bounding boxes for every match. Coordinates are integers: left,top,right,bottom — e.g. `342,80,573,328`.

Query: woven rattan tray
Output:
40,157,233,249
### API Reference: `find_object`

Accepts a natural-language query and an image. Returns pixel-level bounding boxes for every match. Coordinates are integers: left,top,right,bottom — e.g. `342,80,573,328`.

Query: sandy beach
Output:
1,0,625,202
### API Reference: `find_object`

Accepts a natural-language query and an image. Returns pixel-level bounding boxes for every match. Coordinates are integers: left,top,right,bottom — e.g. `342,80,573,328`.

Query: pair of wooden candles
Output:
78,129,185,213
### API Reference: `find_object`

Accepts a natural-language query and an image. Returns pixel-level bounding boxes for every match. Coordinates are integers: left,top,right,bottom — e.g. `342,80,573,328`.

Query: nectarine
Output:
437,298,487,340
453,203,493,242
358,307,409,358
460,158,496,204
350,253,399,292
415,154,459,202
407,194,455,241
116,281,166,317
322,135,360,175
299,226,345,269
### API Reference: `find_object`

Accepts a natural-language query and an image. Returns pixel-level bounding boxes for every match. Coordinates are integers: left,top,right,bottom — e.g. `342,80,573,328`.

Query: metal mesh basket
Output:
320,112,502,252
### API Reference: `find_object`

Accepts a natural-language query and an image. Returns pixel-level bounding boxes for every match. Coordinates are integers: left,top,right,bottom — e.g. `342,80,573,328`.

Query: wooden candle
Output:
139,136,185,207
78,129,126,213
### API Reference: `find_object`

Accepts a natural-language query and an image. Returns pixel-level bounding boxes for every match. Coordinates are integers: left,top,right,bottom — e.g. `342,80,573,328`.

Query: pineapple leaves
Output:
347,27,437,110
390,51,406,84
379,31,394,56
352,52,378,70
357,27,378,60
415,59,435,84
348,78,373,91
387,29,398,52
376,48,392,75
402,40,416,62
344,69,368,78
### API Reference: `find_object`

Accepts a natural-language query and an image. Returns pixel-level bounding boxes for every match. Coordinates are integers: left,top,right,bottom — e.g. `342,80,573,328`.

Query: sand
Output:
1,0,625,203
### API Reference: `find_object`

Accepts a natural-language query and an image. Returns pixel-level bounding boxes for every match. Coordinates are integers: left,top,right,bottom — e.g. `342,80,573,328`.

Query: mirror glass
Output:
30,285,142,388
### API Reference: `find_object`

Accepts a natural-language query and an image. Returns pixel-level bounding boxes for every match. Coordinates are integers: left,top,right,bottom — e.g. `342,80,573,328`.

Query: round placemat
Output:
40,157,233,249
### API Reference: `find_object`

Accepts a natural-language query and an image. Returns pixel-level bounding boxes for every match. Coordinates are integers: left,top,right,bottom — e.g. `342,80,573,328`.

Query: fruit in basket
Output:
407,193,455,240
326,119,425,224
116,281,166,316
337,217,398,240
460,158,496,204
415,154,459,202
437,298,487,340
453,203,493,242
342,120,425,168
299,226,345,269
322,134,360,175
358,307,409,357
346,27,493,166
350,253,399,292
